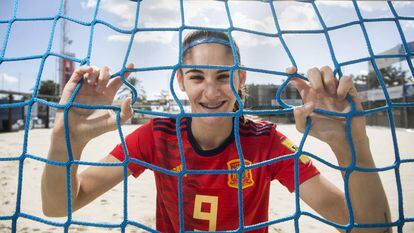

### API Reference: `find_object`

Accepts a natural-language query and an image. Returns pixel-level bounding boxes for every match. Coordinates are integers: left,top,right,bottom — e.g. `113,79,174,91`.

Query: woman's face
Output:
177,43,246,124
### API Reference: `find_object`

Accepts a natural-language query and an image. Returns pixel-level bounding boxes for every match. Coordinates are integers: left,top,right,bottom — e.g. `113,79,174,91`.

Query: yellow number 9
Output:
193,194,219,231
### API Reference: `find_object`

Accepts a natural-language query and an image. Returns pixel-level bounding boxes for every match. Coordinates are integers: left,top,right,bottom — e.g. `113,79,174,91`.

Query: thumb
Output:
120,97,133,123
124,63,135,79
285,66,297,75
107,63,135,97
293,102,315,133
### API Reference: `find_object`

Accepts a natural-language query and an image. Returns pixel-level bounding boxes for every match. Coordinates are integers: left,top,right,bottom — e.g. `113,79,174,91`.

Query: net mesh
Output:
0,0,413,232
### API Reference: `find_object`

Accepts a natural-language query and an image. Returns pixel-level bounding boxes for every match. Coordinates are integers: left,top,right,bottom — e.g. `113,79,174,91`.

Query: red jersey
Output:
110,117,319,232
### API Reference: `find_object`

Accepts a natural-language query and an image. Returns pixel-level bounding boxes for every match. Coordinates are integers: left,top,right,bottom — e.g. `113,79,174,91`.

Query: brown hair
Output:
181,30,247,112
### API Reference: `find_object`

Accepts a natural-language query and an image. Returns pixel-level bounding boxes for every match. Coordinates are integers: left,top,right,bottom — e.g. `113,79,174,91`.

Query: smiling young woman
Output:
41,30,391,233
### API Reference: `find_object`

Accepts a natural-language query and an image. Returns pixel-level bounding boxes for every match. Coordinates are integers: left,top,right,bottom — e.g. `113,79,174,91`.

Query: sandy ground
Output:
0,124,413,233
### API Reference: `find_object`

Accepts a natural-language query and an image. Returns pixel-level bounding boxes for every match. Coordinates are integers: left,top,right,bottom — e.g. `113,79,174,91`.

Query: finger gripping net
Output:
0,0,413,233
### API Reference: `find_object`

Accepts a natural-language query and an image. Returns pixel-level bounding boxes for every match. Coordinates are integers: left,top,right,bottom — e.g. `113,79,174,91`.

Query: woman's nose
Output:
204,82,221,100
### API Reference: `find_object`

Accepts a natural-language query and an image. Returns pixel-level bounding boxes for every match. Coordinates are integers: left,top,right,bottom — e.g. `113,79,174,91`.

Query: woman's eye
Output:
189,75,204,81
217,75,229,81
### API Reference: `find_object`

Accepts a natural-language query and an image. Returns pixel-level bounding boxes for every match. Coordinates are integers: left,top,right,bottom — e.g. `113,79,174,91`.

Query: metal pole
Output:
7,94,13,131
46,103,50,129
367,62,372,126
61,0,67,55
402,66,408,129
59,0,67,96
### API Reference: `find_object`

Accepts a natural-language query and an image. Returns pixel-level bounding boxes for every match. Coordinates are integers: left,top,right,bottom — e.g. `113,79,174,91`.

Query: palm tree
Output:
355,66,409,89
116,76,146,102
37,80,59,128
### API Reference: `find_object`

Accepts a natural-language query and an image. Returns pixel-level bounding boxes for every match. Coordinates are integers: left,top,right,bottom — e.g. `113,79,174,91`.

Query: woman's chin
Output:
193,115,232,126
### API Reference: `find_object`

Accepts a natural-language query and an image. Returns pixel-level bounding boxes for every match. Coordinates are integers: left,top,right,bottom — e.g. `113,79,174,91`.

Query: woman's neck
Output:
190,117,233,151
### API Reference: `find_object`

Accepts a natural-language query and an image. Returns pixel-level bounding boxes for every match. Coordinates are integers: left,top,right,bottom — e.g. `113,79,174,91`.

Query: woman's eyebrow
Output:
184,69,229,75
184,69,203,74
216,69,230,74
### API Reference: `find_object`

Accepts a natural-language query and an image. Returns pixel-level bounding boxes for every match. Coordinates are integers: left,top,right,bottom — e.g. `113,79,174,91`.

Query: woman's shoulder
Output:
239,117,276,137
150,117,188,137
125,117,183,141
240,118,294,151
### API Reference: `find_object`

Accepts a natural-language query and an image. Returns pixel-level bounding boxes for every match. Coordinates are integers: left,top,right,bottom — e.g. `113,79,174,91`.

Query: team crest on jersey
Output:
226,159,254,189
171,164,187,177
281,138,311,165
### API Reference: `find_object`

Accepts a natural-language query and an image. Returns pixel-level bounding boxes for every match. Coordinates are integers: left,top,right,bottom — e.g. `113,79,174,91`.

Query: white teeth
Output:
200,101,225,109
206,103,221,108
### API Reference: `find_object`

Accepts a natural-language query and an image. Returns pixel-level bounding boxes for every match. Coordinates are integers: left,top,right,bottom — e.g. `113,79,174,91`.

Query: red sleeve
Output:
110,120,154,178
270,128,320,193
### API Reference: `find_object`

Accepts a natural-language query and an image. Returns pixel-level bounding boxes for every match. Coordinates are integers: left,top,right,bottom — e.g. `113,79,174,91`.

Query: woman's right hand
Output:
53,64,135,145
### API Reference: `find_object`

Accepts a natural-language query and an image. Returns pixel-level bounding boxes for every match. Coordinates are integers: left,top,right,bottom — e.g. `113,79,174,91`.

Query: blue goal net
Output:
0,0,413,232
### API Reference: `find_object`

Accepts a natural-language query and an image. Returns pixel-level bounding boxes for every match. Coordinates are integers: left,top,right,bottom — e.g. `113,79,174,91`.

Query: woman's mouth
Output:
199,101,226,110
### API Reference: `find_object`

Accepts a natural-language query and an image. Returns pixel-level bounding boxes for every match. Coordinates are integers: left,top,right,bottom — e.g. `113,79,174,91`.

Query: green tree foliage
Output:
354,66,410,88
117,76,146,101
38,80,59,96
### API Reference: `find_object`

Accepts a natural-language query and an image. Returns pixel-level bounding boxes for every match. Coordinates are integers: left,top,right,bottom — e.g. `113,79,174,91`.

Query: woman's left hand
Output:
288,66,368,149
289,67,391,229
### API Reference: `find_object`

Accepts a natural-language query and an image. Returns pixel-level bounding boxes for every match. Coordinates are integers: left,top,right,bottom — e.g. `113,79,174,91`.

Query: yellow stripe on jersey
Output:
299,154,310,164
281,138,311,165
281,137,298,152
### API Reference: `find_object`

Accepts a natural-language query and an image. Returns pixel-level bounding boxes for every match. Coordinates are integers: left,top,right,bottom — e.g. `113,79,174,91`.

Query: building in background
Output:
245,83,302,109
364,41,414,128
368,41,414,72
60,53,75,95
244,83,302,124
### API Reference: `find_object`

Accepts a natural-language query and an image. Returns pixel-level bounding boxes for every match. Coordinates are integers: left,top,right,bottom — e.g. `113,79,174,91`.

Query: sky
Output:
0,0,413,100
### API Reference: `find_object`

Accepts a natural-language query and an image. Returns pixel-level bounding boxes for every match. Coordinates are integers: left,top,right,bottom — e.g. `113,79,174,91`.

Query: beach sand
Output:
0,124,413,233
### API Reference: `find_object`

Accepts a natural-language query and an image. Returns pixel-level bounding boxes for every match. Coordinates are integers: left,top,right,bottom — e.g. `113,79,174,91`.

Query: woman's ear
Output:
239,69,246,87
177,69,185,91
